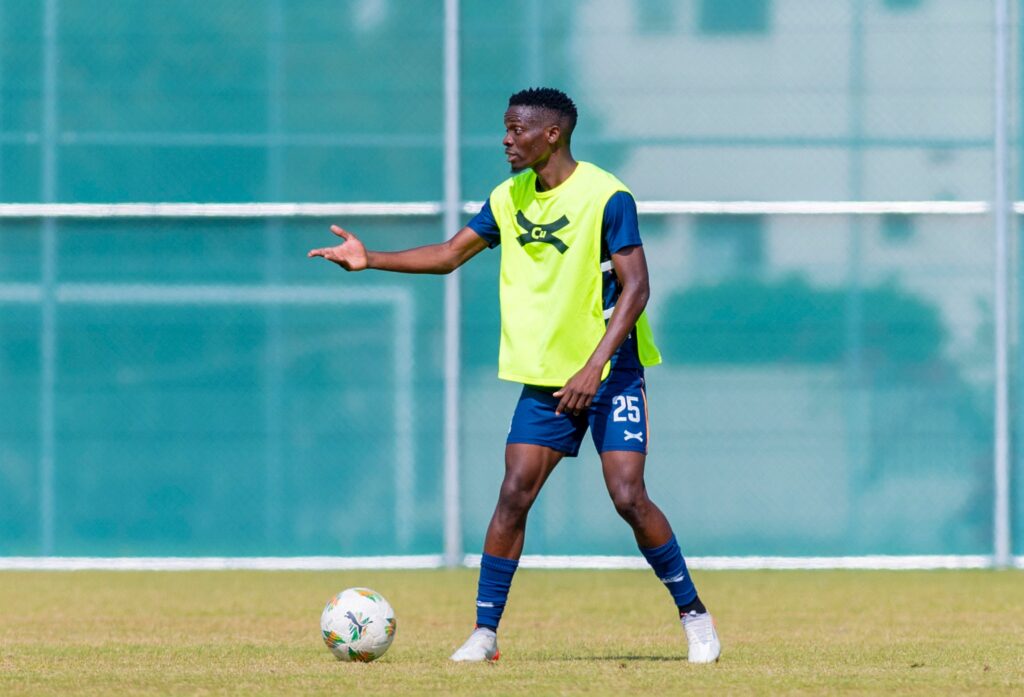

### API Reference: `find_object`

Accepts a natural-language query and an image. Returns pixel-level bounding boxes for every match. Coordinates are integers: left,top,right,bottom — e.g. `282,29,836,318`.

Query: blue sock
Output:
639,534,698,608
475,552,519,631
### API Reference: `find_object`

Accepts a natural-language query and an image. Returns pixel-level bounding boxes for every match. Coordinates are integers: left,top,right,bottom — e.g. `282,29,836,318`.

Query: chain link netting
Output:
0,1,1016,558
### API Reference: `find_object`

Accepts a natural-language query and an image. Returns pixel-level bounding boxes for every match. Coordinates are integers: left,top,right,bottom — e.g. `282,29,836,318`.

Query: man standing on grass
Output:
308,87,720,664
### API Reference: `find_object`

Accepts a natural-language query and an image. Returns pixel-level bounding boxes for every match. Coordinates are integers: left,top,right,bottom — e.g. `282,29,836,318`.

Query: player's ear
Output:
546,124,561,144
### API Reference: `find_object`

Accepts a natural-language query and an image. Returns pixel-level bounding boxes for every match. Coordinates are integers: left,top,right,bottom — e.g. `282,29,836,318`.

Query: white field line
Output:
0,555,1012,571
0,556,444,571
463,554,1001,571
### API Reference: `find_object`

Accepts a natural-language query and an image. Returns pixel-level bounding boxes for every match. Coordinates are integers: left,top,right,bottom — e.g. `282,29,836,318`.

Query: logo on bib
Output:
515,210,570,254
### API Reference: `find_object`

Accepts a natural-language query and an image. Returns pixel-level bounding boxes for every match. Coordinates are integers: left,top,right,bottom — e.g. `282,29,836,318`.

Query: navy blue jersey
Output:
467,190,644,372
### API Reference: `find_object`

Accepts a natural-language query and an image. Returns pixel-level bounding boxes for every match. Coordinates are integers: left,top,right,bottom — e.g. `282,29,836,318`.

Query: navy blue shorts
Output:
506,368,649,457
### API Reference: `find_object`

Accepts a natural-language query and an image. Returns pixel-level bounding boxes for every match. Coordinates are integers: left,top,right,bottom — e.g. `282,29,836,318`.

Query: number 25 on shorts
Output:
611,395,641,423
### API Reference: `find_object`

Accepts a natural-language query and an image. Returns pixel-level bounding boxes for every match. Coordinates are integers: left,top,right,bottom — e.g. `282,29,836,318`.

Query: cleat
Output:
450,627,500,662
682,611,721,663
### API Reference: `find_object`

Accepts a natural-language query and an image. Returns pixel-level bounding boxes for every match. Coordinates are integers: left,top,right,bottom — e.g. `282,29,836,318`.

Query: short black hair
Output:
508,87,578,137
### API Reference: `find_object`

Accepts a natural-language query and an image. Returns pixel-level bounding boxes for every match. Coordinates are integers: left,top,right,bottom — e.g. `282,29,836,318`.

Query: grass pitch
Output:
1,568,1023,695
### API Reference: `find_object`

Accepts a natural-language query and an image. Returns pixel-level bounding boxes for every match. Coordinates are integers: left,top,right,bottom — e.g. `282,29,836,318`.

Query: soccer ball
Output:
320,587,396,662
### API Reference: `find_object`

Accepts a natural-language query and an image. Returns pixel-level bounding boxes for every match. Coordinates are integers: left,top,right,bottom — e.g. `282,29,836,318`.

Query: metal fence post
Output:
443,0,463,568
992,0,1012,568
39,0,59,556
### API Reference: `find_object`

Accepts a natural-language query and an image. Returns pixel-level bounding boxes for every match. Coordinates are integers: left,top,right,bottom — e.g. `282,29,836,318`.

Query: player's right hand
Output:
307,225,369,271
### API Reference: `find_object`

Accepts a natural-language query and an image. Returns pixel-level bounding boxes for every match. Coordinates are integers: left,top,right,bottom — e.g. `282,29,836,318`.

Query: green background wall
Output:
0,1,1012,558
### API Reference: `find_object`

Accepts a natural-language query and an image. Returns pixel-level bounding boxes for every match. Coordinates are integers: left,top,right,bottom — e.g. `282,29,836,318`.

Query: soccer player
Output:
308,87,721,664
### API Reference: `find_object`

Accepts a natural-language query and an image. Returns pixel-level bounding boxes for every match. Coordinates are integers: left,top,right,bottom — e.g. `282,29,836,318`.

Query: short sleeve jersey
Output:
467,190,644,372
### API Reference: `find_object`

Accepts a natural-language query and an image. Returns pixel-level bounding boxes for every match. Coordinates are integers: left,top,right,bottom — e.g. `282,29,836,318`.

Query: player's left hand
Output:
553,363,603,416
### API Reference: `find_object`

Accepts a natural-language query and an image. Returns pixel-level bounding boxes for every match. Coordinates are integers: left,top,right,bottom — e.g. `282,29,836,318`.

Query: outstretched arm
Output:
308,224,489,274
553,245,651,415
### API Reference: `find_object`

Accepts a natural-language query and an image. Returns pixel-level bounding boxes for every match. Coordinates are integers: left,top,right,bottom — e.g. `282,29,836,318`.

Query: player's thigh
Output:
600,449,649,498
501,442,564,500
589,370,649,456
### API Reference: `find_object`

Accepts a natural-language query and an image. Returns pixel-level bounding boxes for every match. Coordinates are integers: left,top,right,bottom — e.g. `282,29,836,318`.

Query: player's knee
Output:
495,478,537,521
609,483,649,523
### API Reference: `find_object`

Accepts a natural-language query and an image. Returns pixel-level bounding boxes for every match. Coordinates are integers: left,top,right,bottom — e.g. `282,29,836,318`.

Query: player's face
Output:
503,106,558,173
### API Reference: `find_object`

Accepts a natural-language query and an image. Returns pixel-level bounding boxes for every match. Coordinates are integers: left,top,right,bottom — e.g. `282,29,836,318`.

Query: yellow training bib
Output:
487,162,661,386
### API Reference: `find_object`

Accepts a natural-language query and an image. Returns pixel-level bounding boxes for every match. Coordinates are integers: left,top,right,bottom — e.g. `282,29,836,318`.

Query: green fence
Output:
0,1,1017,563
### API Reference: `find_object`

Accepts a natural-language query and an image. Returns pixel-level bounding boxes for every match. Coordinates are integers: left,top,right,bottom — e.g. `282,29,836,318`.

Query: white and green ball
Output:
320,587,396,662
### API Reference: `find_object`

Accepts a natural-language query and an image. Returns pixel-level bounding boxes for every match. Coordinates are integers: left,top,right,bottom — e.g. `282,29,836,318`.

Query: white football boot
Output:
681,611,721,663
449,627,500,662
